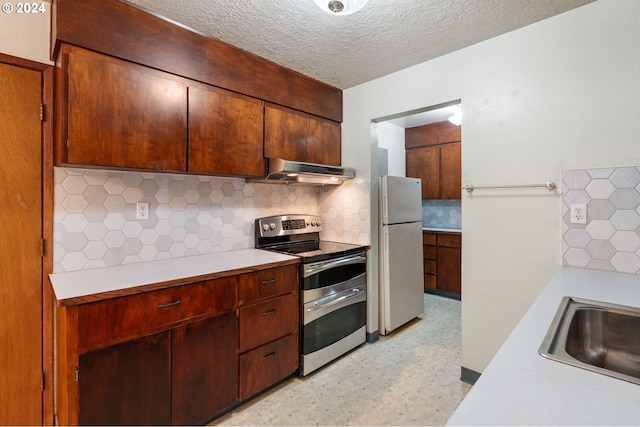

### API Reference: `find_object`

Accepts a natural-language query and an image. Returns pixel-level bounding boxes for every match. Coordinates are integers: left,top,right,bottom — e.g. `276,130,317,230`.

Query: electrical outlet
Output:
136,202,149,220
570,203,587,224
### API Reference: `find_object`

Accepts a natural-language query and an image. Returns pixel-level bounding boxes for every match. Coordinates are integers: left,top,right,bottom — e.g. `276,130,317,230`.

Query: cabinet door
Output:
264,104,341,165
64,46,187,171
172,312,237,425
188,85,265,177
406,146,439,200
78,331,172,425
437,246,462,296
440,142,461,199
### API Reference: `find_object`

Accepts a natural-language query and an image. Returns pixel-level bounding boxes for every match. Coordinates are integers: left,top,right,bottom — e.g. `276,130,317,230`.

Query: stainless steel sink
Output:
539,296,640,385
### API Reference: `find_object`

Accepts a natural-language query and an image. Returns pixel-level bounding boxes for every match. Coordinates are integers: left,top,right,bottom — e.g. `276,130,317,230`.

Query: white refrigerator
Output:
379,175,425,335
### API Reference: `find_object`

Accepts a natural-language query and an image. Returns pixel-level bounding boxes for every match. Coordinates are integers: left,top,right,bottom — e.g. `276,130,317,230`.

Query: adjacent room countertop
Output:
50,249,299,307
422,227,462,233
447,267,640,426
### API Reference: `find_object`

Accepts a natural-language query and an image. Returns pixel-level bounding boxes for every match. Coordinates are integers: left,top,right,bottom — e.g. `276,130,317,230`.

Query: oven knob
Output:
269,222,276,230
262,223,270,232
316,219,322,226
310,219,316,226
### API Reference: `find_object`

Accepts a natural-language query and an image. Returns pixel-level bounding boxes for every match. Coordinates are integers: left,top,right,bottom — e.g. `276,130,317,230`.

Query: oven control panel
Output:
256,214,322,237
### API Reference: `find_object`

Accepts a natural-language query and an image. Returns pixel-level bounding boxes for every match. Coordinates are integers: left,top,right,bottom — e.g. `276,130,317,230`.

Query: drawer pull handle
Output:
263,352,277,360
262,309,277,316
158,299,181,309
262,278,277,285
450,240,461,243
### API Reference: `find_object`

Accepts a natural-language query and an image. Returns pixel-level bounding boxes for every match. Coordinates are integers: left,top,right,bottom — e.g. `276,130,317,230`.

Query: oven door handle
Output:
304,254,367,278
306,288,365,313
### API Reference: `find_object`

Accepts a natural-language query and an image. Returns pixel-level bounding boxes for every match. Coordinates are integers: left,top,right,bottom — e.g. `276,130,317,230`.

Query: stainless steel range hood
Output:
248,158,355,186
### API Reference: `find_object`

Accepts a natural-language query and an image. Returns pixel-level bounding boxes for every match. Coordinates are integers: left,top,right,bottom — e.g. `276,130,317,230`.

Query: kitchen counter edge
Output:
446,267,640,426
49,249,300,307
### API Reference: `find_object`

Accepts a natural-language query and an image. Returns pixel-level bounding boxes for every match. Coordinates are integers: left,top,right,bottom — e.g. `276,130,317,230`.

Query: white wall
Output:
343,0,640,372
0,1,51,64
376,122,406,176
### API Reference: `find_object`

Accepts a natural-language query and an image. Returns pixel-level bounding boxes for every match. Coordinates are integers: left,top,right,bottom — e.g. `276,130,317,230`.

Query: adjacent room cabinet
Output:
422,231,462,299
405,121,461,200
56,263,299,425
55,44,343,177
264,104,341,166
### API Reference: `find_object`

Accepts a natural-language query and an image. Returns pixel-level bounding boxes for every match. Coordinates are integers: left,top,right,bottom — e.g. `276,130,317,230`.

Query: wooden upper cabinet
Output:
406,146,439,200
60,45,188,171
188,85,265,177
440,142,462,199
264,104,341,166
405,120,461,200
405,120,461,148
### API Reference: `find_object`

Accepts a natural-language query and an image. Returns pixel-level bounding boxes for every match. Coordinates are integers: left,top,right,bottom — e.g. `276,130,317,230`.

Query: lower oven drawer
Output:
302,297,366,356
238,333,297,400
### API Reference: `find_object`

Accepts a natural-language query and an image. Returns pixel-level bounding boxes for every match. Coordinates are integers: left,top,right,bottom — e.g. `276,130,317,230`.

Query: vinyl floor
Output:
211,293,471,426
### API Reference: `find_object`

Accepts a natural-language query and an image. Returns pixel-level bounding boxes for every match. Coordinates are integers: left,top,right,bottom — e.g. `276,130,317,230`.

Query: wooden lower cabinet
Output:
237,266,299,400
79,331,172,425
56,264,299,425
422,232,437,292
423,231,462,299
238,334,297,400
172,313,237,425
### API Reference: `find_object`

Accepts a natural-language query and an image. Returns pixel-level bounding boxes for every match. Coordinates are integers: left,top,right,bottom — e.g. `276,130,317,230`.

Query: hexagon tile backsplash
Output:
53,167,370,273
563,166,640,274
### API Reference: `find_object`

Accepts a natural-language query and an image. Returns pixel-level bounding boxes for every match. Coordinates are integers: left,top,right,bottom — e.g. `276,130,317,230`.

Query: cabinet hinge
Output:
41,372,45,391
74,367,79,383
40,103,45,121
41,238,45,257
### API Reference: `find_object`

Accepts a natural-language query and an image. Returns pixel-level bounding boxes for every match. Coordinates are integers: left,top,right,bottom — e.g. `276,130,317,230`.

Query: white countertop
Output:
422,227,462,233
447,267,640,426
50,249,299,306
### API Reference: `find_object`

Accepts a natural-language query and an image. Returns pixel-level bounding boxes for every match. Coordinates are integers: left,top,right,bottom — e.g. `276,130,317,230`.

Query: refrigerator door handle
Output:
384,231,389,253
383,195,388,221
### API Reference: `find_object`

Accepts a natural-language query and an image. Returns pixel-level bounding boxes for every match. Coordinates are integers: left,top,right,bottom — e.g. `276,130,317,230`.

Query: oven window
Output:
302,301,366,355
303,262,366,291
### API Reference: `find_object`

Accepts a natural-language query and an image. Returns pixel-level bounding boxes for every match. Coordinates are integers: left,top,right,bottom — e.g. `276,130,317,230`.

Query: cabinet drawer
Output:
238,265,298,306
437,233,462,248
422,232,436,245
423,245,436,260
238,293,297,352
424,274,437,290
424,260,437,275
78,277,236,349
238,334,297,400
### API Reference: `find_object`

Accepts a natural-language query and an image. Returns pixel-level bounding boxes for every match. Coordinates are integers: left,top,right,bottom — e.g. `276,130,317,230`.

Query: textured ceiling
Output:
126,0,595,89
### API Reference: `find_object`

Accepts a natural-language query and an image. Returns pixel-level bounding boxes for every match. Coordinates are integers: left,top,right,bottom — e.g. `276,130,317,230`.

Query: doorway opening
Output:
373,100,463,301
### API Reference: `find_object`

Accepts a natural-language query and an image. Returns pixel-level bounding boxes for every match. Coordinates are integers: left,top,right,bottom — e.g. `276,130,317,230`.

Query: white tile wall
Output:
53,167,370,273
563,166,640,274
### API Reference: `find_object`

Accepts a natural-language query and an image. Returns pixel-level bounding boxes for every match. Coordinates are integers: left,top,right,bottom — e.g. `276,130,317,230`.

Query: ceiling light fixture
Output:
313,0,369,15
448,106,462,126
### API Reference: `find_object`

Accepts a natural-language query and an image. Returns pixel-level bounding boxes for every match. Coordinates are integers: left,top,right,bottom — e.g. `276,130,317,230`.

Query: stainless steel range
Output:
255,214,367,376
